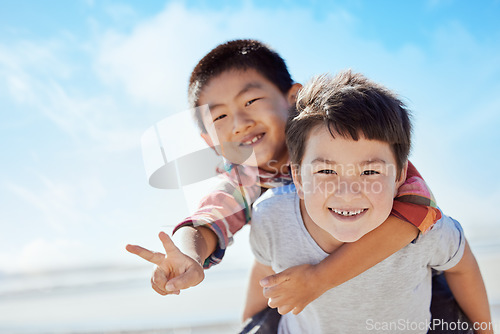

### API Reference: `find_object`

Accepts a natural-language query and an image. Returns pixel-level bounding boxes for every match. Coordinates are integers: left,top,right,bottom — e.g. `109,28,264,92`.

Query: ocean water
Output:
0,263,249,334
1,237,499,333
0,226,255,334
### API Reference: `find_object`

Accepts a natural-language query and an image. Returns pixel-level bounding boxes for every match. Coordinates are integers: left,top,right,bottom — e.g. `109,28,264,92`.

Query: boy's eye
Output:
362,170,380,176
213,114,227,122
317,169,337,175
245,98,260,107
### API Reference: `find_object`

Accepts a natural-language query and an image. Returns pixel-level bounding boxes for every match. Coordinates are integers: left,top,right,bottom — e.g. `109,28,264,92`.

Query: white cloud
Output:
96,2,222,112
0,37,144,152
5,174,107,233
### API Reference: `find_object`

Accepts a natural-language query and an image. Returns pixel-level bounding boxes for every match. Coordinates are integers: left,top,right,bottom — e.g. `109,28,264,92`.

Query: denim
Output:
428,271,473,334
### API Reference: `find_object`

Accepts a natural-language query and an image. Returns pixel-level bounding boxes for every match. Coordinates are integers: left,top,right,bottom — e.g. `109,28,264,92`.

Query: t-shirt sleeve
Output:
427,214,466,271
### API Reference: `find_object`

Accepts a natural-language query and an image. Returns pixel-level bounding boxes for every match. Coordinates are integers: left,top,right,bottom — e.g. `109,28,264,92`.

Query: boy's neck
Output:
299,199,344,254
258,159,290,175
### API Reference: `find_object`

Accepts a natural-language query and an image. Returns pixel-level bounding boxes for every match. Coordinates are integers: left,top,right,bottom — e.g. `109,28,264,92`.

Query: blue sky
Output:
1,0,500,274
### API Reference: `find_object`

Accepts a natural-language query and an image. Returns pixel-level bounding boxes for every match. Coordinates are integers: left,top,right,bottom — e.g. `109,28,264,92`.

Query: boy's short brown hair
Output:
189,39,294,133
286,70,412,176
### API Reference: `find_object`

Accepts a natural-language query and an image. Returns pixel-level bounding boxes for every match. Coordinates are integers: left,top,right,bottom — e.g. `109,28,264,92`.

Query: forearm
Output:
445,241,492,334
316,215,419,289
243,260,275,321
172,225,218,266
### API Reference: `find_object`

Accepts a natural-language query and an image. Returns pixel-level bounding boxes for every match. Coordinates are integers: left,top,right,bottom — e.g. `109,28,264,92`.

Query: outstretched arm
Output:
172,225,218,268
444,240,493,334
261,215,418,314
128,165,259,295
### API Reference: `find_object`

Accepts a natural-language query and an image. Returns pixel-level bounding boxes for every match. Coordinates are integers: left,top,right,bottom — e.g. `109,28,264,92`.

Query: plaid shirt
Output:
173,161,441,268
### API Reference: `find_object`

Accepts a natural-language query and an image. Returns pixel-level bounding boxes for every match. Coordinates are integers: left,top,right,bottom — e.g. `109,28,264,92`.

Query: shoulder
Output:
251,184,298,227
417,212,466,270
254,184,297,210
412,211,465,261
420,211,464,241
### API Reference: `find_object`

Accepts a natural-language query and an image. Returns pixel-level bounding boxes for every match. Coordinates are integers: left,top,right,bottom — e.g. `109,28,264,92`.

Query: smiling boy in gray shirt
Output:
245,71,492,333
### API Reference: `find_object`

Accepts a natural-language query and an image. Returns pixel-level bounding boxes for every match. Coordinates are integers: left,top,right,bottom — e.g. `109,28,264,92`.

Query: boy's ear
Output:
395,161,409,195
200,131,214,148
291,163,305,200
286,83,302,106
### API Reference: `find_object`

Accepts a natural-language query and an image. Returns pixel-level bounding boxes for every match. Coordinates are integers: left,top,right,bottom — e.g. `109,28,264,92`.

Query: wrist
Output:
172,226,208,266
310,262,334,293
184,250,205,267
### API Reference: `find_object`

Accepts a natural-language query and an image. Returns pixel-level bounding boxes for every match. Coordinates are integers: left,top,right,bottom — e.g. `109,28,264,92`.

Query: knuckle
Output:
152,285,166,295
277,307,288,315
153,271,162,281
152,251,163,259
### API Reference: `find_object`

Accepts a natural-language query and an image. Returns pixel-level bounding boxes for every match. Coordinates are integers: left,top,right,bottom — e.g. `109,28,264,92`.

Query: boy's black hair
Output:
189,39,294,132
286,70,412,177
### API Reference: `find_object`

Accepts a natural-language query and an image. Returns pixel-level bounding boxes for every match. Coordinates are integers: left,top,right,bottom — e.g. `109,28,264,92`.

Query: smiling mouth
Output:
241,133,264,146
329,208,367,217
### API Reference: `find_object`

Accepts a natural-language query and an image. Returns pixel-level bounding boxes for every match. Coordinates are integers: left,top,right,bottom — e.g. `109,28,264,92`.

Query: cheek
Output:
265,107,288,132
364,179,396,212
207,130,221,145
303,177,334,201
213,122,228,138
303,191,326,223
303,176,327,198
267,120,287,139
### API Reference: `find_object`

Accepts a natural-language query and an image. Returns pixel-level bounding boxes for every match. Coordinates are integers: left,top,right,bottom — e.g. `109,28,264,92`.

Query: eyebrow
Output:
310,157,387,165
311,157,336,165
208,82,263,111
236,82,263,99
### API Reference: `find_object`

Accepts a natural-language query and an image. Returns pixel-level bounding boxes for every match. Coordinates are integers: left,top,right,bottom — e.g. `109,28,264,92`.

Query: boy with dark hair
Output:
127,40,446,318
245,71,492,333
189,39,294,134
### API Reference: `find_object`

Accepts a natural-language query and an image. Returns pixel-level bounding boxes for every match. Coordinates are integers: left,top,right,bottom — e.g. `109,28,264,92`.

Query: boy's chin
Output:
334,223,385,243
220,142,257,166
334,235,362,243
330,229,366,243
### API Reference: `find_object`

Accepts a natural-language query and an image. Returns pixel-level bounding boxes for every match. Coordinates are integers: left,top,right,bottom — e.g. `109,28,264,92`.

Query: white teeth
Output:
332,208,365,217
243,134,262,145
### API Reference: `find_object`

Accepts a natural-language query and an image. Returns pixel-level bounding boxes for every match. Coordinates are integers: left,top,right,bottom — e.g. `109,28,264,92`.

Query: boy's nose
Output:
334,178,362,201
232,110,255,135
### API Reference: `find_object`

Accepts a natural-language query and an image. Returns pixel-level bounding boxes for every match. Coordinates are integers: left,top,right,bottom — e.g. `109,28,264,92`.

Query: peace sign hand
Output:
126,232,205,295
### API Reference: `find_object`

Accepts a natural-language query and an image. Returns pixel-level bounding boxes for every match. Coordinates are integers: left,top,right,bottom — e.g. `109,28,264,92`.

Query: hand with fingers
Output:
260,263,329,315
126,232,205,295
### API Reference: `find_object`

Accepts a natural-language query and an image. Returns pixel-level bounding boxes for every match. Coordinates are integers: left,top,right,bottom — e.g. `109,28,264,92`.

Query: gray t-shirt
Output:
250,184,465,334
